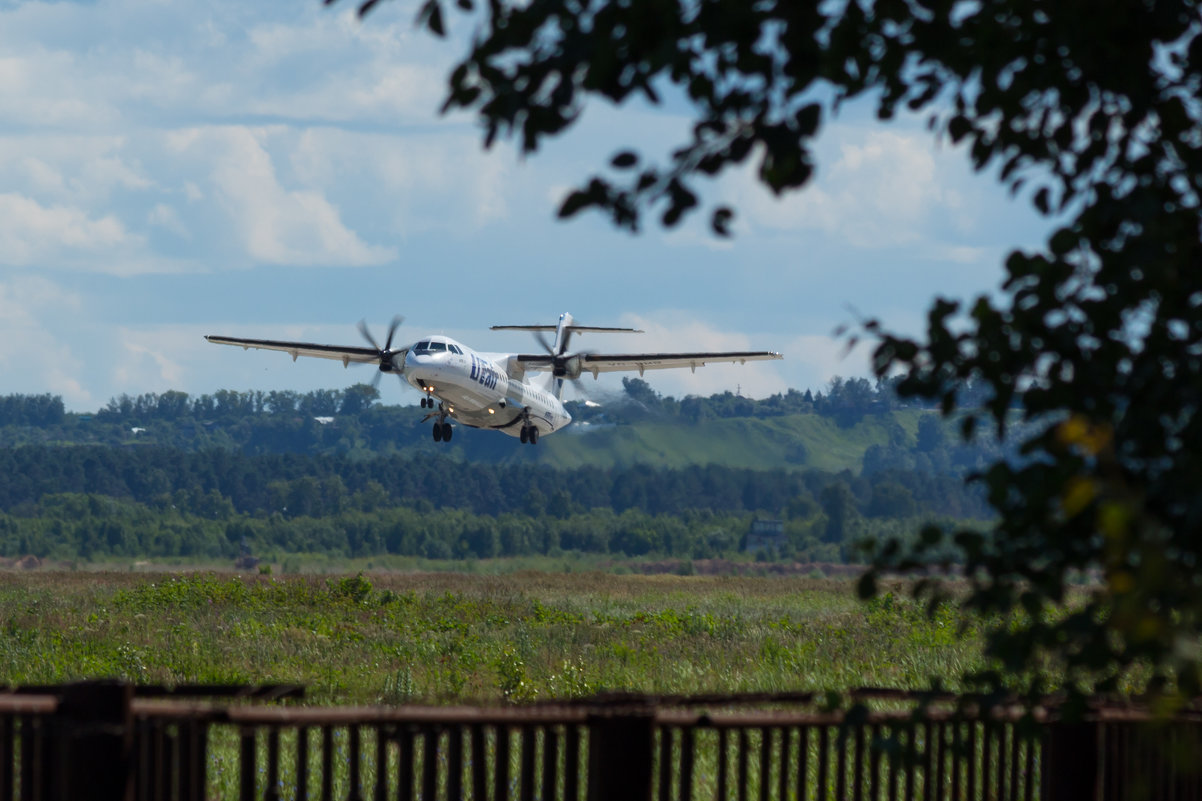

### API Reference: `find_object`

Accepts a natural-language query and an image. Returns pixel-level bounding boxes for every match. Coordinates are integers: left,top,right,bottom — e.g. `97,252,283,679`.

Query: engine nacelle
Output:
556,355,584,380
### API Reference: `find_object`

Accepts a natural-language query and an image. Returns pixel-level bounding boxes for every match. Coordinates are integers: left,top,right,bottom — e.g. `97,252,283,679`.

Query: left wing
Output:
516,350,782,377
205,335,382,367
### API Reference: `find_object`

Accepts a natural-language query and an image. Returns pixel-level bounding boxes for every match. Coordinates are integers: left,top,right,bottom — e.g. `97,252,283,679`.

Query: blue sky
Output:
1,0,1053,411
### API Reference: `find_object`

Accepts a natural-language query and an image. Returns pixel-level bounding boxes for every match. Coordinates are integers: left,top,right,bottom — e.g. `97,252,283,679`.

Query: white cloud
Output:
111,329,187,389
779,333,874,389
17,156,67,195
290,127,511,231
148,203,189,237
734,125,986,255
0,276,91,407
199,126,397,266
239,9,453,124
0,135,151,206
926,243,988,264
0,193,134,265
0,50,119,128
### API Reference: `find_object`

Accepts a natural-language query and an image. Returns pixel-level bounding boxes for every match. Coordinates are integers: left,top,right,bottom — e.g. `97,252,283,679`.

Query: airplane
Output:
205,313,782,445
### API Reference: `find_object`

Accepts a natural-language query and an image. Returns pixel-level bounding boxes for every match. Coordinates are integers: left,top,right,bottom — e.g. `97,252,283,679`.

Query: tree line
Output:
1,488,969,564
0,377,973,431
0,446,987,522
0,386,992,563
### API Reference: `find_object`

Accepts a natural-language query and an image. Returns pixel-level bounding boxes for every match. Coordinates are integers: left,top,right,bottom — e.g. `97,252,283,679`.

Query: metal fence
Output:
0,683,1199,800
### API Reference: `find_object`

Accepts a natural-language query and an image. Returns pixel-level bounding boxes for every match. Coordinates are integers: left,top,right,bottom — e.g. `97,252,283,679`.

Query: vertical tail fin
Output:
550,312,573,400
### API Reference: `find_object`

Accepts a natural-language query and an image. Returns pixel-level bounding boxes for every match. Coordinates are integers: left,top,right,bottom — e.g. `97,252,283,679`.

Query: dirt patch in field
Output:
626,558,863,577
0,555,43,570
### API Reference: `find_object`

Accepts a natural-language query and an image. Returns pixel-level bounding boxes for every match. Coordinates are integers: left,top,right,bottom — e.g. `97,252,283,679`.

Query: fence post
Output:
1042,720,1099,801
58,680,134,801
587,707,656,801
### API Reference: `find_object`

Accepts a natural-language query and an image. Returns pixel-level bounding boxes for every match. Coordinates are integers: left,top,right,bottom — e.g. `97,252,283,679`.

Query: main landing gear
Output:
425,398,452,443
517,407,540,445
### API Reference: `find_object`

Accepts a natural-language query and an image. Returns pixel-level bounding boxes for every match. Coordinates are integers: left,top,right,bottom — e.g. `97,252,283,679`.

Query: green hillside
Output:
487,410,928,472
0,387,965,477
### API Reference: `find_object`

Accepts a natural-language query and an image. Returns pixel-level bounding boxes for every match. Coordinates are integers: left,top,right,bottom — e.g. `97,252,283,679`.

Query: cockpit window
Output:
429,341,447,351
449,344,463,354
413,341,430,352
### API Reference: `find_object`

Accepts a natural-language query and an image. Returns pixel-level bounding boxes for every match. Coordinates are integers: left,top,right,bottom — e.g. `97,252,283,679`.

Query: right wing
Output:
205,335,383,368
514,350,783,376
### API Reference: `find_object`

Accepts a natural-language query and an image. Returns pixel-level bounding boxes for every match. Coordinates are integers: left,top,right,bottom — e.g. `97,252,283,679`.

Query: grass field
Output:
521,411,928,471
0,570,984,703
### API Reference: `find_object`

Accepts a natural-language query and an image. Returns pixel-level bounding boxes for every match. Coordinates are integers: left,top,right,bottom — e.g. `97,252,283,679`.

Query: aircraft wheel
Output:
421,397,428,408
442,422,453,441
432,423,442,442
520,427,528,444
529,427,539,445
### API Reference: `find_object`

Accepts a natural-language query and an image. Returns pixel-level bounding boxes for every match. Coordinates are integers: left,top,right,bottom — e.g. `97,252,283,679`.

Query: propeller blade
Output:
383,315,404,351
357,319,381,352
533,330,555,356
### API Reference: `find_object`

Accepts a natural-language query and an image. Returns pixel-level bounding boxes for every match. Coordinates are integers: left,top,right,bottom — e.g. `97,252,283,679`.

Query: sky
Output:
0,0,1055,412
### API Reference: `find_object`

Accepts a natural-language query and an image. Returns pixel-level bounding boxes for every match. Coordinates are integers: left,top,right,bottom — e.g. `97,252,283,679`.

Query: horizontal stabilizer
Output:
490,324,644,334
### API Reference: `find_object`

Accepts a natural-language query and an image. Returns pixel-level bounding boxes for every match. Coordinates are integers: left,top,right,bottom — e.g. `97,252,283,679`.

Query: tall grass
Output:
0,571,985,703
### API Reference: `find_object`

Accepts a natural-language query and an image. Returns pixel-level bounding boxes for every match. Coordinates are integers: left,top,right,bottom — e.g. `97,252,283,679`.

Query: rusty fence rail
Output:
1,683,1201,800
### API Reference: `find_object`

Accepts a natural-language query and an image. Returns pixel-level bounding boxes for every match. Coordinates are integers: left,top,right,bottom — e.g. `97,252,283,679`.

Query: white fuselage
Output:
403,336,572,438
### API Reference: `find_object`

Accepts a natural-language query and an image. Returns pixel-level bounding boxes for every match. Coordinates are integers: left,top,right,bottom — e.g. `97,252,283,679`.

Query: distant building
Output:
745,518,786,553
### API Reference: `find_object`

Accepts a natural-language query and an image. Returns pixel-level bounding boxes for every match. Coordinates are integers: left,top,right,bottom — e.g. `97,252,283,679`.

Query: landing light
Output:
488,408,495,414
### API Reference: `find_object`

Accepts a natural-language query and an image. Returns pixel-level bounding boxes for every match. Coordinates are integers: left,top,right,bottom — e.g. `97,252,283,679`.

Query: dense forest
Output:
0,381,1003,564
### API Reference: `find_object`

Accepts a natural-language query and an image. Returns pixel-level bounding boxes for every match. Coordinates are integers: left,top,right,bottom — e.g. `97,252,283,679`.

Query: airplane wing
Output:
515,350,783,377
205,335,384,367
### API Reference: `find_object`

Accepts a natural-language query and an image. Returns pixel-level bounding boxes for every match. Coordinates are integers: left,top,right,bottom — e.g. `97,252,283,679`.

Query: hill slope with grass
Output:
0,385,984,476
485,410,927,472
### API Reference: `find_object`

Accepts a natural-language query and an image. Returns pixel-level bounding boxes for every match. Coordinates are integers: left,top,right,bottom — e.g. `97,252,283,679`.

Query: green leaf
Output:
711,206,734,237
1033,187,1050,215
417,0,445,36
558,190,593,219
794,103,822,137
947,115,971,144
610,151,639,169
1048,228,1076,255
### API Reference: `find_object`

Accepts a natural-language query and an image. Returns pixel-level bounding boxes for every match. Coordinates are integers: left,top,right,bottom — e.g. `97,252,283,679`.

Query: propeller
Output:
357,316,406,389
533,330,591,380
531,330,596,401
